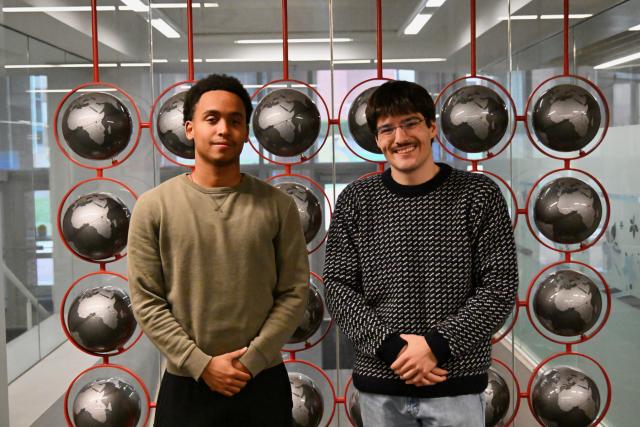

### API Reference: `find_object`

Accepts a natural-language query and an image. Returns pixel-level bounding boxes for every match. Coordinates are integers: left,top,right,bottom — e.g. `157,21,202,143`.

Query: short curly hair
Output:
183,74,253,124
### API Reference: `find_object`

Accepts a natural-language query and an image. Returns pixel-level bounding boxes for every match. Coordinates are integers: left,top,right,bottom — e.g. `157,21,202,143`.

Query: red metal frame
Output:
56,177,138,264
284,359,338,427
64,363,152,427
526,352,611,427
91,0,99,82
343,376,357,426
470,0,476,76
376,0,383,78
524,167,611,254
248,79,331,166
336,77,392,163
523,74,610,160
477,169,520,229
148,80,197,169
434,75,518,162
187,0,195,80
59,271,144,358
492,358,522,427
525,261,612,345
563,0,570,76
53,82,143,171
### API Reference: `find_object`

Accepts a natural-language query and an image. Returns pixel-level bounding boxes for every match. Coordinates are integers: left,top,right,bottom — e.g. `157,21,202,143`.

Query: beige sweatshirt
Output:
127,173,309,380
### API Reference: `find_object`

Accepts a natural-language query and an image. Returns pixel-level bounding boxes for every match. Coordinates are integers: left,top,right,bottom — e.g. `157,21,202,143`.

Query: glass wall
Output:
1,0,639,425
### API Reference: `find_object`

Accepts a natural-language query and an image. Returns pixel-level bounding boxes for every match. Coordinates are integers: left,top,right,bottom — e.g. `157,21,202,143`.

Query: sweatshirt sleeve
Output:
323,186,407,366
239,199,309,377
424,180,518,363
127,193,211,381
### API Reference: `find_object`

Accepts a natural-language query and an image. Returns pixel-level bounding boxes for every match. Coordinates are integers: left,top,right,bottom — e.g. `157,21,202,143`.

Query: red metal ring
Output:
248,79,331,166
148,80,197,169
492,304,519,345
526,352,611,427
281,272,334,353
491,357,522,427
523,74,610,160
476,169,520,229
56,177,138,264
525,260,612,345
284,359,338,427
59,271,144,357
64,363,152,427
343,376,359,426
524,167,610,253
336,77,393,163
434,75,518,162
267,173,333,254
53,82,143,171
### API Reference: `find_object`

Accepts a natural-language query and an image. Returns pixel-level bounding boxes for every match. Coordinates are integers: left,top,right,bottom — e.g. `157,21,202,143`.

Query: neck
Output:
390,159,440,186
191,160,242,188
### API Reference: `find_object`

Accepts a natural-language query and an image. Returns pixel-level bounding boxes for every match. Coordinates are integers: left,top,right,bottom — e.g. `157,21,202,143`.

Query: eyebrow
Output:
378,116,422,127
201,109,245,118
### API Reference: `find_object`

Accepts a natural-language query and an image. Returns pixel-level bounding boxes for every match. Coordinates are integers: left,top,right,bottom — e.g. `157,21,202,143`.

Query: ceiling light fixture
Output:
499,15,538,20
2,6,116,12
540,14,593,19
594,51,640,69
151,18,181,39
235,38,352,44
403,14,433,35
374,58,446,63
629,24,640,31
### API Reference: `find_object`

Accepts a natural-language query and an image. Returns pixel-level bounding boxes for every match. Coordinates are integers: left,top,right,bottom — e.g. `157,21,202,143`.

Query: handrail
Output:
1,259,50,318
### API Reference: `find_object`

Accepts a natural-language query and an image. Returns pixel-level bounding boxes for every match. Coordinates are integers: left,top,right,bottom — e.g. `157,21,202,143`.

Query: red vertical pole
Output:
282,0,289,80
187,0,195,80
376,0,382,78
563,0,570,75
91,0,100,82
470,0,476,76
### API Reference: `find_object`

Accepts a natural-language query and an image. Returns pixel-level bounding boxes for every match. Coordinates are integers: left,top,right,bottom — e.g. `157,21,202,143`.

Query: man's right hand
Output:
201,347,252,396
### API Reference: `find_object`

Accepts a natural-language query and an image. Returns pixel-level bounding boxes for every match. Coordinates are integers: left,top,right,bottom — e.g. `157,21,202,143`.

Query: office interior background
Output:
1,0,640,425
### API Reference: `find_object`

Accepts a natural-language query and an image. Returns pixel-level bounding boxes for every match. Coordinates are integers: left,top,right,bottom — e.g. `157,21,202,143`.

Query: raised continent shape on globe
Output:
484,367,510,426
73,377,141,427
157,91,195,159
532,84,601,152
275,182,322,243
288,283,324,344
62,92,133,160
348,86,382,154
289,372,324,427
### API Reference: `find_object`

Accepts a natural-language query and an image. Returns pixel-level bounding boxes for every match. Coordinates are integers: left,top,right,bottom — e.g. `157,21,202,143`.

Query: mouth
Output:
391,144,417,155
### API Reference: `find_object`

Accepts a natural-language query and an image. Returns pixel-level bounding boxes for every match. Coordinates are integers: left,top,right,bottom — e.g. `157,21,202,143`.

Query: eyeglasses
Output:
376,118,425,138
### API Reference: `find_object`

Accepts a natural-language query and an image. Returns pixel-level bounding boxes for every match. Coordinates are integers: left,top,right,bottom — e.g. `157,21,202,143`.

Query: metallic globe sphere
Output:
348,389,363,427
252,89,321,157
73,377,141,427
532,84,601,152
533,269,602,337
156,91,194,159
61,92,133,160
288,283,324,344
347,86,381,154
275,182,322,243
289,372,324,427
440,85,509,153
532,366,600,427
533,177,603,244
484,367,510,427
62,192,131,260
67,286,136,353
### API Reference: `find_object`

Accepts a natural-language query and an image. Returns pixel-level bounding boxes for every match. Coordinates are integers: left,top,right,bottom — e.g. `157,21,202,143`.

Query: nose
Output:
216,118,231,135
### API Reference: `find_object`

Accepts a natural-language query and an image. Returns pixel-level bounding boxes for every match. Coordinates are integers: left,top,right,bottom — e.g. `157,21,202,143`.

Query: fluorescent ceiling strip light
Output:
333,59,372,64
180,59,204,62
374,58,446,63
235,38,352,44
5,63,117,69
403,13,432,35
629,24,640,31
120,0,148,12
152,59,169,63
120,62,151,67
25,88,118,93
2,6,115,12
204,58,331,62
151,3,201,8
425,0,446,6
540,14,592,19
151,19,181,39
204,3,219,7
594,51,640,69
499,15,538,20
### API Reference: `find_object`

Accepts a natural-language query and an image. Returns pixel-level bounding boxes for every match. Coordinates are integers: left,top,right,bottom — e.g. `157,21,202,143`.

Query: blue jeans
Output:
358,391,485,427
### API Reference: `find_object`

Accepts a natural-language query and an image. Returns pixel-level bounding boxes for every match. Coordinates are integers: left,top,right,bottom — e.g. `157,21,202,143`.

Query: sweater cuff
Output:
182,346,212,381
376,333,407,366
238,346,270,378
424,329,451,364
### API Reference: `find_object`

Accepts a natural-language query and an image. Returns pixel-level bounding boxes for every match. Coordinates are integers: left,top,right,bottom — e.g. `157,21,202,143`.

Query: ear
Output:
184,120,194,140
375,135,384,151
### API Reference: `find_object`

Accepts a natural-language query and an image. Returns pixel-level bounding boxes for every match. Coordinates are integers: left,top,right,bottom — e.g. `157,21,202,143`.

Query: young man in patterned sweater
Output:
324,80,518,426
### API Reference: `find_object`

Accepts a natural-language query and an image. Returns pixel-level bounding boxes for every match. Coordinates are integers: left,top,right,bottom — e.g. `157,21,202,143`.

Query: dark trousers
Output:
154,363,293,427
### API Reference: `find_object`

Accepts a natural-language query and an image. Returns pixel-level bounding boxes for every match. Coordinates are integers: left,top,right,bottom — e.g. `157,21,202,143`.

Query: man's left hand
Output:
391,334,441,383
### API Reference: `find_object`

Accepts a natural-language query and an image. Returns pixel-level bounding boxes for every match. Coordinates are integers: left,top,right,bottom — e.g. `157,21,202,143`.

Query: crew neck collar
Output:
182,173,249,194
381,163,452,197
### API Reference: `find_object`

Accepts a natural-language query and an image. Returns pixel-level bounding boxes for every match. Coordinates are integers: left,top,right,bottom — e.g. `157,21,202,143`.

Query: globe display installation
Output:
347,86,382,154
156,91,194,159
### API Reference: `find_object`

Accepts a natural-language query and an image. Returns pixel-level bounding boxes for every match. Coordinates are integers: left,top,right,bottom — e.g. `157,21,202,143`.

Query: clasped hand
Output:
390,334,448,386
201,347,252,397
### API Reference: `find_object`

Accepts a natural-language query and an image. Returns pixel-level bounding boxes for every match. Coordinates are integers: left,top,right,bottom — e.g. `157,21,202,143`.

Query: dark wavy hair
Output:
183,74,253,124
365,80,436,133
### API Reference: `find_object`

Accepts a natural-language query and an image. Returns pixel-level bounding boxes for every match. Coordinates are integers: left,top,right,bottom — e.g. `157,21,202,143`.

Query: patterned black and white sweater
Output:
323,163,518,398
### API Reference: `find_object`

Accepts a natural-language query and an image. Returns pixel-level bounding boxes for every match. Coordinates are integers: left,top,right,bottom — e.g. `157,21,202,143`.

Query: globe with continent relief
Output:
348,389,364,427
275,182,323,244
289,372,324,427
61,92,133,160
62,192,131,260
533,177,603,245
73,377,141,427
288,283,324,344
484,367,510,427
252,89,321,157
347,86,382,154
533,269,602,337
156,91,195,159
532,366,600,427
440,85,509,153
67,286,136,353
532,84,601,152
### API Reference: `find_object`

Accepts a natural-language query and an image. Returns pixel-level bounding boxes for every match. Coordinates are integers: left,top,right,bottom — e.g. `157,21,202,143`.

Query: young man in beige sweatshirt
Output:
127,74,309,426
